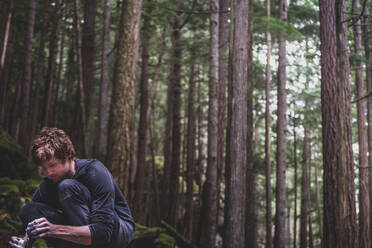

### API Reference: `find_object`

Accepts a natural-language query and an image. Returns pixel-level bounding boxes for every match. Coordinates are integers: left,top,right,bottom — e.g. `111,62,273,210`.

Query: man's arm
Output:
28,217,92,245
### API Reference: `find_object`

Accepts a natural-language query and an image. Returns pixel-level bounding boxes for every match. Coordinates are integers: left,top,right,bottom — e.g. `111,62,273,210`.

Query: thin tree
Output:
319,0,359,246
224,0,249,247
42,0,62,127
362,7,372,241
300,120,310,248
95,0,111,161
274,0,288,246
199,0,219,246
185,58,197,240
134,4,151,223
293,117,298,248
19,0,36,151
352,0,370,247
167,0,184,227
264,0,273,246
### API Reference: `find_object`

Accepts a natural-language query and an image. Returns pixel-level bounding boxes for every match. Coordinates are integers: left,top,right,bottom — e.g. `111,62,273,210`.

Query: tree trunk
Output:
185,60,197,240
199,0,219,246
29,3,49,157
0,0,14,128
264,0,273,246
95,0,111,161
0,0,13,71
319,0,359,246
293,118,298,248
224,0,248,247
64,39,75,131
362,7,372,242
217,0,229,228
19,0,36,151
245,0,256,245
353,1,371,246
72,0,88,156
274,0,288,247
167,0,183,227
42,0,62,127
134,11,151,224
107,0,143,195
53,31,65,126
300,122,310,248
82,0,96,124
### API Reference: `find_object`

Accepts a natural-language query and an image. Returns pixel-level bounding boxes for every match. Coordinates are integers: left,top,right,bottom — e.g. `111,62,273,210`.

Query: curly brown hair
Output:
31,127,76,165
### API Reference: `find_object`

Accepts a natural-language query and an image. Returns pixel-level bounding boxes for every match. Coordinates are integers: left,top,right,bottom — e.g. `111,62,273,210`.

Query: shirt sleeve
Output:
86,161,116,246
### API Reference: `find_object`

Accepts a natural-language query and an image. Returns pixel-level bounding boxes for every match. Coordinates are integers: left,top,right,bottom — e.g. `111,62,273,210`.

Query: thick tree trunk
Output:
264,0,273,246
185,60,196,240
108,0,143,195
19,0,36,151
199,0,219,246
95,0,111,161
274,0,288,247
224,0,248,247
352,0,370,247
319,0,359,247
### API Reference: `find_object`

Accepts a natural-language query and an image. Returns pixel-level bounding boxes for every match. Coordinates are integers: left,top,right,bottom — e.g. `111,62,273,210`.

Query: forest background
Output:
0,0,371,247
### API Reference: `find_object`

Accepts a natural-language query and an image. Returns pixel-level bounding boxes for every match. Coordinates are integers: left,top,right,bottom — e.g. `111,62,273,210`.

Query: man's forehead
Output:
41,157,60,166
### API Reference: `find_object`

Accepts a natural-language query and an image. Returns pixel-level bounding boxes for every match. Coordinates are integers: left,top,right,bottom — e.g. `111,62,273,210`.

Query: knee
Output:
58,179,90,202
19,201,43,224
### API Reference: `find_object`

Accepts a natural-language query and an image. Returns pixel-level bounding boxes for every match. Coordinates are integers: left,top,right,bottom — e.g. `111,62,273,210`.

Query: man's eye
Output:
48,163,56,167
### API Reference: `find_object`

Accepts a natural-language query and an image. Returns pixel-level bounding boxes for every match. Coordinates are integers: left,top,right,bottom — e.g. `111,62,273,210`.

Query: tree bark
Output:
274,0,288,247
199,0,219,246
0,0,13,71
167,0,183,227
264,0,273,246
245,0,256,245
19,0,36,151
217,0,229,229
107,0,143,195
82,0,96,123
95,0,111,161
42,0,62,127
185,60,196,240
352,0,370,247
362,7,372,243
300,122,310,248
29,3,49,157
319,0,359,246
224,0,248,247
134,10,151,224
293,118,298,248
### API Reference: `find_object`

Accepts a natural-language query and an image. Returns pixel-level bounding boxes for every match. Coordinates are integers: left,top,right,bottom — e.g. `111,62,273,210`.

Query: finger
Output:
30,226,50,237
34,230,51,239
10,236,22,242
9,241,20,248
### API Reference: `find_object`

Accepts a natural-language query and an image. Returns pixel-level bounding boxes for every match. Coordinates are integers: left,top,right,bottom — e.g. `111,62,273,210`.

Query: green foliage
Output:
254,17,304,42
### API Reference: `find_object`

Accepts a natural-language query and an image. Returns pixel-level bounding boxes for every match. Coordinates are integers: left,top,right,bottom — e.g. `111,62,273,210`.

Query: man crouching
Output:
9,127,134,248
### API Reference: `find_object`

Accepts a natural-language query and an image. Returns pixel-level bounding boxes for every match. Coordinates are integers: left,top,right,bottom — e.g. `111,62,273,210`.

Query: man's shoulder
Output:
75,159,109,177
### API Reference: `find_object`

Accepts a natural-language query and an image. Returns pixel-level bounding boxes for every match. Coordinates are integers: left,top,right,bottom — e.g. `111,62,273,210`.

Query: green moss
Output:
0,184,20,195
154,233,175,248
33,239,48,248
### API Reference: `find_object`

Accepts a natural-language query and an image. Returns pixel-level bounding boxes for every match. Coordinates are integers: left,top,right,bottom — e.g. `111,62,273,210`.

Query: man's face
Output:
40,157,74,183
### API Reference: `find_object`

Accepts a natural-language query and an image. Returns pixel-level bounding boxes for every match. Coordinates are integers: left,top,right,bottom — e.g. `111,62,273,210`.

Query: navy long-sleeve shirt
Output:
32,159,134,246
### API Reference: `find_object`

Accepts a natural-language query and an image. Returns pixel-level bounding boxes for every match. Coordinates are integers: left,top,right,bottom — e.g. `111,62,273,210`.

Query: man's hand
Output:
9,236,27,248
27,217,56,239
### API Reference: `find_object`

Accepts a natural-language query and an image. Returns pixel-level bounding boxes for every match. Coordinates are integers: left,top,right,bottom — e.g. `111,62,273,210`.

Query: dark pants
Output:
19,179,133,248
